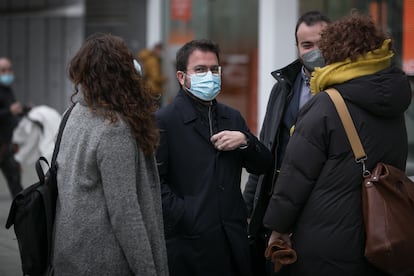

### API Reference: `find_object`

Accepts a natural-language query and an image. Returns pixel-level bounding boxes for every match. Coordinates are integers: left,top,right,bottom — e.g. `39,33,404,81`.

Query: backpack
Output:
5,103,75,276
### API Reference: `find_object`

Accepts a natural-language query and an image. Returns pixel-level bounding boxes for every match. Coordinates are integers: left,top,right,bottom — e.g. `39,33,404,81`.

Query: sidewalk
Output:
0,164,37,276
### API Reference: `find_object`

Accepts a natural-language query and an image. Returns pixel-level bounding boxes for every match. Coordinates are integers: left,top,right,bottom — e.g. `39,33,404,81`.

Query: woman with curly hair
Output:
263,12,411,275
52,33,168,275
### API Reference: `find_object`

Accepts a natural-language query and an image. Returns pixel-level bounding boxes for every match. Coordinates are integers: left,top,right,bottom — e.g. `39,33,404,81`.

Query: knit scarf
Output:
310,39,394,95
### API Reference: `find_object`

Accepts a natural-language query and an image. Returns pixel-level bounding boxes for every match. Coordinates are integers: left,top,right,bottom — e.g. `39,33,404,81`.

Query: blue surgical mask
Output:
186,71,221,101
302,49,325,72
0,73,15,86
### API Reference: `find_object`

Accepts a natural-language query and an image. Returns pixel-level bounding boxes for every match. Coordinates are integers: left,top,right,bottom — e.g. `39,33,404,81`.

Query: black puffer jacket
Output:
263,66,411,276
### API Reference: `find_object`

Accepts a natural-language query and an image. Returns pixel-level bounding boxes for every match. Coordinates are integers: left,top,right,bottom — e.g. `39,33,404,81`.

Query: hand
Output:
10,102,23,115
210,130,248,151
268,230,292,248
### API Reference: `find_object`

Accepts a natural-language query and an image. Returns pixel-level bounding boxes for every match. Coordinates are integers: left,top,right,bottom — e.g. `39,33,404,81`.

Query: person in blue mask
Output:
0,57,24,198
155,39,272,276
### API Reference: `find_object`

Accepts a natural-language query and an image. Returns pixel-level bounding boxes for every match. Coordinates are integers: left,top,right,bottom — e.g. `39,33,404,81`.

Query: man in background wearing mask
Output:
155,39,272,276
0,57,24,198
243,11,330,275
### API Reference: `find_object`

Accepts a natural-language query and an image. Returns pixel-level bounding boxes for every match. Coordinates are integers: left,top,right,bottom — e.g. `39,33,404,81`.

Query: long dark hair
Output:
68,33,159,155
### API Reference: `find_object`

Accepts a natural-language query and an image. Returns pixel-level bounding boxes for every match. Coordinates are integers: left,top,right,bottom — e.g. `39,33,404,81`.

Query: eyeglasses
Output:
186,65,221,77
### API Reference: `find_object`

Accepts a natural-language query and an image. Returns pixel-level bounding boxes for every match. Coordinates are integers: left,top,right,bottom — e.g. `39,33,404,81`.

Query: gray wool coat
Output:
52,101,168,276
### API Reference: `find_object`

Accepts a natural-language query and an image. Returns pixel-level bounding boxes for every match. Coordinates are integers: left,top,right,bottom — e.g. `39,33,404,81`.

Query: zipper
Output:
269,132,281,195
208,103,213,137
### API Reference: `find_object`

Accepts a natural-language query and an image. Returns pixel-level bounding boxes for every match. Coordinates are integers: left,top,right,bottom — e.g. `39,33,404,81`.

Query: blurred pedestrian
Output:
156,39,272,276
12,105,62,165
0,57,24,198
52,33,168,275
263,12,411,276
242,11,330,275
138,42,167,103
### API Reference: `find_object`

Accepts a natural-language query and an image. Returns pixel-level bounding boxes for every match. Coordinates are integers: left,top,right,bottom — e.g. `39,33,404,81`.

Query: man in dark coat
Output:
242,11,330,275
156,39,272,276
0,57,23,198
263,13,411,275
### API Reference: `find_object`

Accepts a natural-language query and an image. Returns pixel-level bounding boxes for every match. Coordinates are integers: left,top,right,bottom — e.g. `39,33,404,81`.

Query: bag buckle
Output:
356,156,370,177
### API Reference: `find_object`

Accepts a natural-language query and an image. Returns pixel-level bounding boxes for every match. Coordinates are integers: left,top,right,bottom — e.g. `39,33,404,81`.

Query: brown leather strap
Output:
325,88,366,161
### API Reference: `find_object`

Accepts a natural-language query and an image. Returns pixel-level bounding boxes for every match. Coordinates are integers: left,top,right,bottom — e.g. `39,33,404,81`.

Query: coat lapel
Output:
283,74,302,129
175,89,213,144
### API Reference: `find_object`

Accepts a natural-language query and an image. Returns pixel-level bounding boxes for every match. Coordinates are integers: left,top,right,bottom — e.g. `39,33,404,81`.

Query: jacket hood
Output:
336,66,411,118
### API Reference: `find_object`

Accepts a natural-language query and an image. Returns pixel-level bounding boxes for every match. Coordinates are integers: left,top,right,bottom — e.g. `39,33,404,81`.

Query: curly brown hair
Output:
68,33,159,155
318,12,391,64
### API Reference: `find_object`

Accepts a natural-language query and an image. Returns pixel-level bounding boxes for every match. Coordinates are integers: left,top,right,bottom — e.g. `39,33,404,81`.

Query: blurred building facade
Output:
0,0,412,136
0,0,148,113
0,0,84,112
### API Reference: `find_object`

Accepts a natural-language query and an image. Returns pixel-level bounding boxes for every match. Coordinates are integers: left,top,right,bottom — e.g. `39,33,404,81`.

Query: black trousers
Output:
0,143,22,198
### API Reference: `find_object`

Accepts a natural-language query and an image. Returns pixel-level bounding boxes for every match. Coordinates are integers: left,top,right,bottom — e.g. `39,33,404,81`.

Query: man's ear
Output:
176,71,185,86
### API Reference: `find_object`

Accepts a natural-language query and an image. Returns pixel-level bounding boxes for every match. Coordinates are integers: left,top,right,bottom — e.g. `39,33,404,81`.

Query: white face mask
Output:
185,71,221,101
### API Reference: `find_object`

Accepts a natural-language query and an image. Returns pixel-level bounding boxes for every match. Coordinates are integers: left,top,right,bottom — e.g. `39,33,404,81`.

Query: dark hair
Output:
68,33,159,155
295,11,331,44
176,39,220,72
154,42,163,50
318,12,391,64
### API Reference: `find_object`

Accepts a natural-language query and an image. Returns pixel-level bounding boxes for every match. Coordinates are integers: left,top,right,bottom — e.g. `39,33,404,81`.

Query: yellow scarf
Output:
310,39,394,94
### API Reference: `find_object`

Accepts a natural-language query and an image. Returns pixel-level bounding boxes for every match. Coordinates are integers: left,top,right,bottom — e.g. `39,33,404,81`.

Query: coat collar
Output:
271,59,302,87
174,89,206,124
174,88,231,127
173,89,233,143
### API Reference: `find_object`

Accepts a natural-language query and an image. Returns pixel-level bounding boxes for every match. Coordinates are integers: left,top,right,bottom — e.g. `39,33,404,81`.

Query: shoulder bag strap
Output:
34,103,77,181
46,102,76,271
325,88,367,166
51,102,77,166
